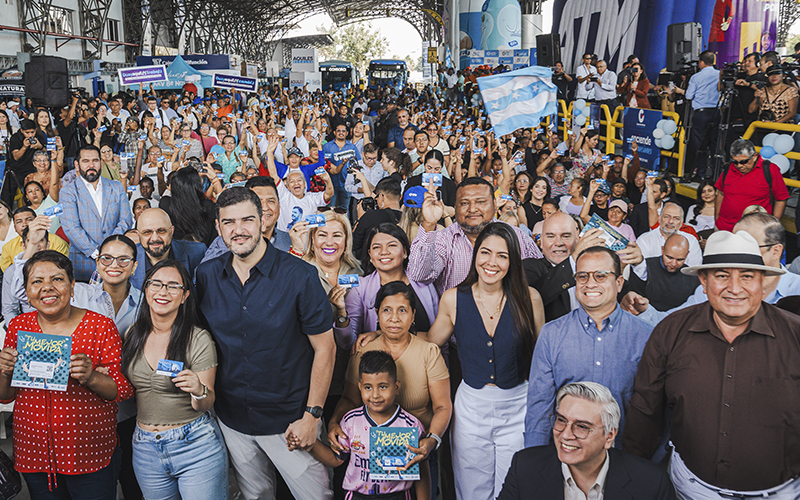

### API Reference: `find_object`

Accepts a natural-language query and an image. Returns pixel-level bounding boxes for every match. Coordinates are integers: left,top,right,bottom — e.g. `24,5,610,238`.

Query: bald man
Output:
131,207,207,289
623,212,800,325
628,233,699,311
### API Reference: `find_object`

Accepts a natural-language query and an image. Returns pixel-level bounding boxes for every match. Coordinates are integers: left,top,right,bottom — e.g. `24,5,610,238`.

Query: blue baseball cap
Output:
286,147,303,157
192,97,203,105
403,186,427,208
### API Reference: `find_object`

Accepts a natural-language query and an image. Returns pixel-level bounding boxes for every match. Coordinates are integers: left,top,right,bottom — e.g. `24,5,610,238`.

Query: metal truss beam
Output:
78,0,113,59
17,0,55,53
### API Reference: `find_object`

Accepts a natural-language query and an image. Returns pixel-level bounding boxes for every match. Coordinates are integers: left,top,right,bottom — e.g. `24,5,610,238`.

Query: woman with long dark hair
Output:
163,167,216,246
122,260,227,500
517,175,551,230
571,128,602,178
617,62,651,109
685,180,717,243
422,222,545,500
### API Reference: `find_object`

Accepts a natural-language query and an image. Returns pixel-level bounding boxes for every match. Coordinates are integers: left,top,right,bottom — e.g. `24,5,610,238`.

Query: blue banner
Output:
212,74,257,92
118,65,167,85
622,108,663,171
136,54,233,71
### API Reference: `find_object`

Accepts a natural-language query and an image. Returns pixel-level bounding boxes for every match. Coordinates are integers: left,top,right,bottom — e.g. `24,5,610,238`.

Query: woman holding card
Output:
122,260,227,500
0,250,134,499
335,223,438,349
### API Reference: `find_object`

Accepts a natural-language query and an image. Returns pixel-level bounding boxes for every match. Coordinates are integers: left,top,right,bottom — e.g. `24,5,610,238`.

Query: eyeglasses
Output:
145,279,186,295
550,413,598,440
317,206,347,214
732,154,755,165
138,228,170,238
98,254,134,267
574,270,618,284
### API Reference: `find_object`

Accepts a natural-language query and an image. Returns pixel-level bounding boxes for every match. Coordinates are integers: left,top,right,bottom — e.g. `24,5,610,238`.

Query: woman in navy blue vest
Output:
422,222,545,500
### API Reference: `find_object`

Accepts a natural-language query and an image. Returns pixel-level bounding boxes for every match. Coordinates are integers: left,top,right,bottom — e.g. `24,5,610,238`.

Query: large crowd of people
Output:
0,50,796,500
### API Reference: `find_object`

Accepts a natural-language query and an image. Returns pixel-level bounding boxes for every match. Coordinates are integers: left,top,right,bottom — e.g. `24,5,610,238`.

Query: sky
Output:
288,4,554,62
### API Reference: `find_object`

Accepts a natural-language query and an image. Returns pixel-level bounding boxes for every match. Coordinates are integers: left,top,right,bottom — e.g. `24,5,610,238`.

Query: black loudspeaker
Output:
666,22,703,72
24,55,69,108
536,33,561,67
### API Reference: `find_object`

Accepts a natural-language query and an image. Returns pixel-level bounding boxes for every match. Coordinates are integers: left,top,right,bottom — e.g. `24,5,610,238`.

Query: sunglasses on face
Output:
732,154,755,165
317,206,347,214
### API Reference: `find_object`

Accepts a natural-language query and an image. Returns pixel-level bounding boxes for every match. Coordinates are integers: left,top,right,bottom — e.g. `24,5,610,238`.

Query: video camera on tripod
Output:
720,62,740,89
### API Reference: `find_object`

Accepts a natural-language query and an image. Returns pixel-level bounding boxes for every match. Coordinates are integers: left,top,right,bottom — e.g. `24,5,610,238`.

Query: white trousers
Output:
217,418,333,500
670,446,800,500
451,380,528,500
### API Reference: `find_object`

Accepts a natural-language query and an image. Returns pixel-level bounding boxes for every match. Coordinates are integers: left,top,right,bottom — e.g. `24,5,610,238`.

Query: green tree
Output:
785,32,800,52
317,22,389,76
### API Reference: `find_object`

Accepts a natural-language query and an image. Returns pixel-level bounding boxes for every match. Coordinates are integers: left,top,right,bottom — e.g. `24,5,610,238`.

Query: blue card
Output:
305,214,326,228
625,153,634,160
157,155,165,163
338,274,360,288
474,147,484,155
501,194,514,201
156,359,183,377
42,204,63,218
422,172,443,187
314,167,326,176
646,170,658,178
98,126,107,133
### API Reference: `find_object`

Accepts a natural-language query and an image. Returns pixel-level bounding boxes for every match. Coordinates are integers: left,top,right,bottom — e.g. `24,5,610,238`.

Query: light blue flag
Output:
477,66,558,137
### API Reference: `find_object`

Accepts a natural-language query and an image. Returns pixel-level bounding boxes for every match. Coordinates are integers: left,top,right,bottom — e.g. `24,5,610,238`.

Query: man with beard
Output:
130,208,206,289
195,187,335,500
408,177,542,296
61,145,133,281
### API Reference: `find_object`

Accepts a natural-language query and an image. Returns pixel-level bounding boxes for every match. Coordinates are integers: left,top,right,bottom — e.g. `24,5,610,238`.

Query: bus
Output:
367,59,408,91
319,60,359,91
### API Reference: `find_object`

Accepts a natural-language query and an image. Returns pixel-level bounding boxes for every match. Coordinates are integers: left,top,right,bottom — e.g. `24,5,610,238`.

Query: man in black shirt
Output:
352,177,403,258
3,119,41,206
552,61,574,102
56,94,80,171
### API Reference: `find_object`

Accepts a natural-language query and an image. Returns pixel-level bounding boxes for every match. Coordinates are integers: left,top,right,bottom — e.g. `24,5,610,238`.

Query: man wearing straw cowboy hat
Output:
622,230,800,499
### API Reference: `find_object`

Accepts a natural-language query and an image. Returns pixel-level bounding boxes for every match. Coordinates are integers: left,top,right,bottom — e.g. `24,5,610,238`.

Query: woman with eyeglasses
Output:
24,147,62,199
616,63,651,109
0,250,134,499
122,260,227,500
421,222,544,500
750,65,799,123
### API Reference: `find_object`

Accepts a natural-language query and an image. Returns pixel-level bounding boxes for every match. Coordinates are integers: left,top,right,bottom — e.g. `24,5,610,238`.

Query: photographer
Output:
750,65,798,124
3,119,41,206
729,53,766,130
351,177,403,259
344,143,386,214
672,50,720,181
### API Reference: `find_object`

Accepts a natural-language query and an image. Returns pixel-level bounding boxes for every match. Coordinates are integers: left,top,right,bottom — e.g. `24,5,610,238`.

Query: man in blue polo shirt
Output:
387,108,418,149
195,187,335,500
322,123,361,213
672,50,720,181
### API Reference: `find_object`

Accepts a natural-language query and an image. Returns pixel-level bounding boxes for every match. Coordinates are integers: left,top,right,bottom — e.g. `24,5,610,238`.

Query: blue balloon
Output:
759,145,776,159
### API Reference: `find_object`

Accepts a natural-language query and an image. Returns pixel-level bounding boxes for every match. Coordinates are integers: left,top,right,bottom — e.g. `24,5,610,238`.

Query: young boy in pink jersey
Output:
288,350,430,500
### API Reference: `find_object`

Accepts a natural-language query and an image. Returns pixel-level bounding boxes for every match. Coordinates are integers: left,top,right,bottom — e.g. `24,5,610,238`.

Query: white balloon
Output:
773,134,794,155
656,119,667,130
653,128,665,139
579,107,589,117
654,137,664,149
575,99,586,110
769,154,791,174
763,133,779,148
662,120,678,135
575,115,587,126
661,135,675,149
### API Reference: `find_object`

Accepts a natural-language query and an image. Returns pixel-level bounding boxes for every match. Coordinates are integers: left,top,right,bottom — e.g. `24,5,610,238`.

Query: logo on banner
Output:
639,109,645,123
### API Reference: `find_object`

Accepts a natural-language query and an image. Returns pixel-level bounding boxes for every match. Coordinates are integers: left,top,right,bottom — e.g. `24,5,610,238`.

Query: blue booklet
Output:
580,214,629,251
368,427,420,481
11,331,72,391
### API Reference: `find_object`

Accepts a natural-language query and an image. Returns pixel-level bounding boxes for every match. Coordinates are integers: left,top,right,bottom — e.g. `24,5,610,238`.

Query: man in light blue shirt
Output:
322,123,361,214
622,212,800,326
672,51,720,180
524,246,654,448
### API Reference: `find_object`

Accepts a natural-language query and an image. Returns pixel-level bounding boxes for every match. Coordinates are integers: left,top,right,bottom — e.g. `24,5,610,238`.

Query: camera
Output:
360,198,376,211
28,138,36,145
345,157,360,181
721,62,739,88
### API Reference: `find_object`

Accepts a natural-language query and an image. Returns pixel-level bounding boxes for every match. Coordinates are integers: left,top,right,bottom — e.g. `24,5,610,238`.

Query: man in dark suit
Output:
523,213,600,322
498,381,675,500
131,208,206,289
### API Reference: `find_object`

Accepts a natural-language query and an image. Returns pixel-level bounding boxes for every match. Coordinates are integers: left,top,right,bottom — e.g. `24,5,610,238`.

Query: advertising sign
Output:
212,73,257,92
708,0,779,66
622,107,664,171
118,65,168,85
136,54,233,71
289,71,322,92
291,48,319,72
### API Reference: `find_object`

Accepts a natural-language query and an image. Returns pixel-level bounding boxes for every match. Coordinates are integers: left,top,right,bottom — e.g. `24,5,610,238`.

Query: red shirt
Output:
715,157,789,231
2,311,133,478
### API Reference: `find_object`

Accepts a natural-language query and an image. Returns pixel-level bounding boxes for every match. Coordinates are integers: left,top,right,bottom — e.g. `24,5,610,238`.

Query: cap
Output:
609,199,628,213
611,177,626,187
192,97,203,105
766,65,784,76
286,146,303,157
7,101,19,107
403,186,427,208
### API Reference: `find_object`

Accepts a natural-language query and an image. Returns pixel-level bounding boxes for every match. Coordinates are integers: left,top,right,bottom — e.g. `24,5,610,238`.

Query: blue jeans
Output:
331,186,351,214
23,447,119,500
132,413,229,500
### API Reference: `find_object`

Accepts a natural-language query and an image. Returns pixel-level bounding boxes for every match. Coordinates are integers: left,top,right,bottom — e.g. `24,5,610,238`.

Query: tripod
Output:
711,84,738,181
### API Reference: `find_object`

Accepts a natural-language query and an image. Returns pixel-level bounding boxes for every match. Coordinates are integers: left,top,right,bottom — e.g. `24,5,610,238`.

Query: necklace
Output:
476,288,504,320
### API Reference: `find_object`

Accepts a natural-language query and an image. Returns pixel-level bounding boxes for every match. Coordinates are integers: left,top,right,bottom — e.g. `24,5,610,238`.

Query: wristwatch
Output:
426,432,442,450
305,405,324,419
